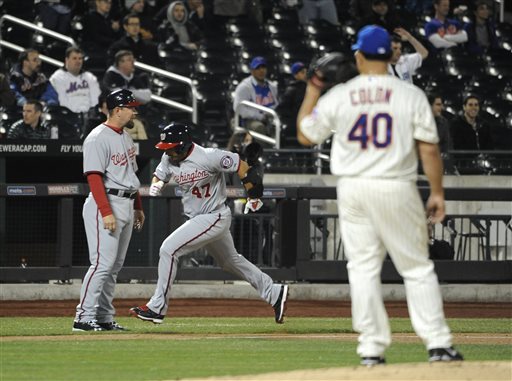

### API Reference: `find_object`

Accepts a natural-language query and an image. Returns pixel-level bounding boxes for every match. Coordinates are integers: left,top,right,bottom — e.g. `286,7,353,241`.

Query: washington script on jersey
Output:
111,147,136,166
173,169,209,185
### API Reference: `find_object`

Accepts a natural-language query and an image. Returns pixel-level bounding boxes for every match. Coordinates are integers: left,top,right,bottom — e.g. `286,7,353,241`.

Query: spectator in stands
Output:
428,92,453,154
108,13,160,65
233,56,279,137
82,0,122,52
0,73,16,109
388,28,429,83
405,0,432,16
350,0,396,25
276,62,307,146
36,0,74,35
49,47,102,138
464,0,499,54
451,95,493,150
186,0,208,31
359,0,399,33
298,0,339,25
9,49,59,107
211,0,248,22
165,1,203,50
102,50,152,106
7,100,50,139
425,0,468,49
123,0,156,40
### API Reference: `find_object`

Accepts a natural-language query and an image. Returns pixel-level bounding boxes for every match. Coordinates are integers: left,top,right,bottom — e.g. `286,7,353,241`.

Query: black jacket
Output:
7,119,50,139
276,80,306,133
82,10,122,51
451,115,493,150
108,35,160,66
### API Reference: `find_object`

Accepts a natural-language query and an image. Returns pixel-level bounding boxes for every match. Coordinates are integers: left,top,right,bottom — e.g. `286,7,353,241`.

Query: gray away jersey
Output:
154,144,240,217
83,124,141,191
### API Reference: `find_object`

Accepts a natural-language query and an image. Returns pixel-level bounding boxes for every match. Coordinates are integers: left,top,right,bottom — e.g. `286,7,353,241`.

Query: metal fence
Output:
1,185,511,283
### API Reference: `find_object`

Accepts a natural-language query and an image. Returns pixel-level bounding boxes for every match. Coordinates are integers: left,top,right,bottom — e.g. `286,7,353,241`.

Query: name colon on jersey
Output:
66,80,90,94
350,87,392,106
111,146,136,166
174,169,209,185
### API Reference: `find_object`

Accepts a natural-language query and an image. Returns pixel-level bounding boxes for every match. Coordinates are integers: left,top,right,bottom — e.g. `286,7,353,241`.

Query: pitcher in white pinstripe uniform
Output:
297,25,463,365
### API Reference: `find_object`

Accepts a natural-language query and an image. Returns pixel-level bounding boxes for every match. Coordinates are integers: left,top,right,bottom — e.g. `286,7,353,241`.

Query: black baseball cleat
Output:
72,320,104,332
360,357,386,366
428,347,464,362
273,284,289,324
130,305,164,324
97,321,127,331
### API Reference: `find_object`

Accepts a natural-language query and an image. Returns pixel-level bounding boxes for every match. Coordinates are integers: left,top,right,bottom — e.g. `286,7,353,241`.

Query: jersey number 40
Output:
348,113,392,149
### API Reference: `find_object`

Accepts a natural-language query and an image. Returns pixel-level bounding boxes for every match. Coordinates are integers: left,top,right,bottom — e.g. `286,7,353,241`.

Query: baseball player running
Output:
297,26,463,365
130,122,288,324
73,89,145,332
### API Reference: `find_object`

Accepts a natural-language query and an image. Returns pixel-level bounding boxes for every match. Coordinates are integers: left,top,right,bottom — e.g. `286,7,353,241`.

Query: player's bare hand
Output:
244,198,263,214
103,214,116,232
149,180,164,196
133,210,145,232
426,193,445,224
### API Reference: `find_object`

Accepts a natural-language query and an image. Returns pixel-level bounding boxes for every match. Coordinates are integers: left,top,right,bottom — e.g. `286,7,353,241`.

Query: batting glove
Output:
149,180,165,196
244,198,263,214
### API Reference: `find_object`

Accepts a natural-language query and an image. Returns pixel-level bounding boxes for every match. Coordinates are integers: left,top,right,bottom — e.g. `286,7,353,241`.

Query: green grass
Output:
1,317,510,381
1,317,511,336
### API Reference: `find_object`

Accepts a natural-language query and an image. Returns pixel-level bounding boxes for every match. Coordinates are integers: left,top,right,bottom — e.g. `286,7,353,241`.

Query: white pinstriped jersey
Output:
83,123,140,191
154,144,240,218
300,75,439,180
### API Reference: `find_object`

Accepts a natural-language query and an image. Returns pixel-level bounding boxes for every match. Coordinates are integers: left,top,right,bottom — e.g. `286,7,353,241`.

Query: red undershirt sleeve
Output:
86,173,113,217
134,192,142,210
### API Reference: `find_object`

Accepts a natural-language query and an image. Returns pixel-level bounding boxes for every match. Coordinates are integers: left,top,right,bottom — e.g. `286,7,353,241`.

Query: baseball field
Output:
0,298,510,381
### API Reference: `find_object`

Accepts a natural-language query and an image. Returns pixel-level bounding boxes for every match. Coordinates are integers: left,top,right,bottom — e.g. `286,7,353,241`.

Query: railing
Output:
0,14,198,123
0,14,77,47
234,100,282,148
1,184,511,283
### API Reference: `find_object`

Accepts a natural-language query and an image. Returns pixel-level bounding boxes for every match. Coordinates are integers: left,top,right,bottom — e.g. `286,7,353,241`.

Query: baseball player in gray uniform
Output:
297,26,463,364
73,89,145,332
130,122,288,324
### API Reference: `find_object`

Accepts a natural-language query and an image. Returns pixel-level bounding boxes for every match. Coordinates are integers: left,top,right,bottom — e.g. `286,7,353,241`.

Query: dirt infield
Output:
182,361,512,381
1,299,511,318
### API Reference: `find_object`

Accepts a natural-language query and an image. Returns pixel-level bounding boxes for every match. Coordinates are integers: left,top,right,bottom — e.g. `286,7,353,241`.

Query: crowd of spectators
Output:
0,0,510,167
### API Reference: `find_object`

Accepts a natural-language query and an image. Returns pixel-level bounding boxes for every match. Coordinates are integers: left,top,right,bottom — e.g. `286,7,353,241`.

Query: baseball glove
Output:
241,166,264,198
308,52,358,91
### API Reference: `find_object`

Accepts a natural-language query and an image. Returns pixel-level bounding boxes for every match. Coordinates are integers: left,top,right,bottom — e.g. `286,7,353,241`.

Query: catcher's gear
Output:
307,53,358,91
241,166,263,198
156,122,194,164
149,180,165,196
106,89,141,109
244,198,263,214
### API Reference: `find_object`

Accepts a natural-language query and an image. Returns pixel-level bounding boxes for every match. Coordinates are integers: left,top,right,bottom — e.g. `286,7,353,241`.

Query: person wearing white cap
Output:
297,25,463,365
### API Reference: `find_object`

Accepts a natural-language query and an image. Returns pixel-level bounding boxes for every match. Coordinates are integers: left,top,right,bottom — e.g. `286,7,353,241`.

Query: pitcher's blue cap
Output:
250,56,267,70
351,25,391,55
